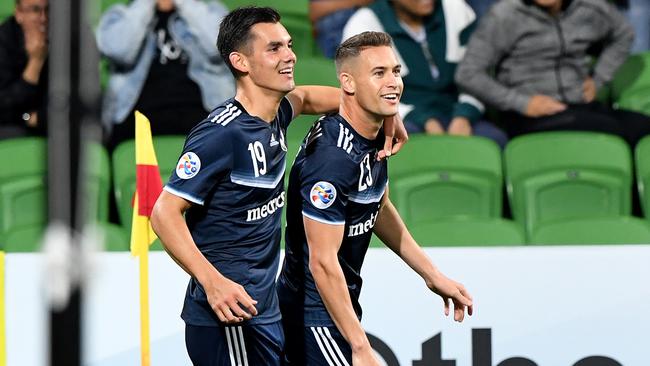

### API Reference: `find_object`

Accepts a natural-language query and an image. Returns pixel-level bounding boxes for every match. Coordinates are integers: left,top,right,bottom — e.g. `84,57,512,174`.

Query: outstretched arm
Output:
373,196,473,321
286,86,408,158
304,217,381,365
151,191,258,324
286,85,340,116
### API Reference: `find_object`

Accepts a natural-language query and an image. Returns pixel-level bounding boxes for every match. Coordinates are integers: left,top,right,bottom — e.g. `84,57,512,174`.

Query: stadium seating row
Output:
378,132,650,246
3,129,650,252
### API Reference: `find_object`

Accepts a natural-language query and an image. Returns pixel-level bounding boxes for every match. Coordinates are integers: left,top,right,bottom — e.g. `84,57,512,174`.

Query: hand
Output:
378,114,409,161
204,275,258,324
26,111,38,128
23,27,48,61
447,117,472,136
583,77,596,103
352,346,381,366
525,95,567,118
427,271,473,322
424,119,444,135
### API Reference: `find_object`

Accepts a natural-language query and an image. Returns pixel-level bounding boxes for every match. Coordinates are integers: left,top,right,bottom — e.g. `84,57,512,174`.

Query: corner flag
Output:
130,111,163,256
130,111,162,366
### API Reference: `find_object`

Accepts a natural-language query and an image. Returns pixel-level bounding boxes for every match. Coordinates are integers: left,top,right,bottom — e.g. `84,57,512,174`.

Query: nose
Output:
284,46,296,64
385,72,399,88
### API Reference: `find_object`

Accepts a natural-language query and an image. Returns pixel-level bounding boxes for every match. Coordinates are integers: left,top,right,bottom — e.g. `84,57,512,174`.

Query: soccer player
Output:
150,7,406,366
277,31,474,365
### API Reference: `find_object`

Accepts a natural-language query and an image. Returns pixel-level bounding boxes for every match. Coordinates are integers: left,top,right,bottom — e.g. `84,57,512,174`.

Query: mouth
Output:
279,67,294,77
381,93,399,102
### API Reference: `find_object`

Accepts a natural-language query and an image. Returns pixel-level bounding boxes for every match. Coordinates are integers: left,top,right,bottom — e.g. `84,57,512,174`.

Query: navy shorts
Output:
185,321,284,366
283,322,352,366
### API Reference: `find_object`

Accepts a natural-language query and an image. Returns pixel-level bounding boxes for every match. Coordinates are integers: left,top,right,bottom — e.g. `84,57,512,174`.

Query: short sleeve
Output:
300,145,356,225
164,124,233,205
277,96,294,130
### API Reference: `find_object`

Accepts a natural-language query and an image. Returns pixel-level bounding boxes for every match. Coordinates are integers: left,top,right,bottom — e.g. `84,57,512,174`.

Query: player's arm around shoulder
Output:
373,194,474,322
286,85,341,116
151,191,258,324
303,218,380,364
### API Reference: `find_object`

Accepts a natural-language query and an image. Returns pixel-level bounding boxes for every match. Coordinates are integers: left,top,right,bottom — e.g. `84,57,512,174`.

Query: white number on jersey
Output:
358,153,373,191
247,141,267,177
337,123,354,154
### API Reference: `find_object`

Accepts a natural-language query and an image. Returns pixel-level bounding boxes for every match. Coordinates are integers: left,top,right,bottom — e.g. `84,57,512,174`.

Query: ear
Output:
14,8,24,25
229,52,248,74
340,72,355,94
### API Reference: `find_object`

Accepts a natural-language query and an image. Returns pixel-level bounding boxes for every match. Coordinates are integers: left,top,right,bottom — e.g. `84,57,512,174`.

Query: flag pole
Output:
139,247,151,366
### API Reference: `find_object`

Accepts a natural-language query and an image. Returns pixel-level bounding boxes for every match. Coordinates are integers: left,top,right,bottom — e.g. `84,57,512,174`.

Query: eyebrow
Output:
267,39,292,48
372,64,401,72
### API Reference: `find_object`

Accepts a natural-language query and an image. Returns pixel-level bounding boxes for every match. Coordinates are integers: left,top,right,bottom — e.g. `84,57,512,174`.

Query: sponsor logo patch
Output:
310,181,336,209
176,152,201,179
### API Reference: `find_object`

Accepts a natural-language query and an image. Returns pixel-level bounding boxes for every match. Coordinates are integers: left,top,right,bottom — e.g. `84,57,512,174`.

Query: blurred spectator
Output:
465,0,496,17
310,0,374,58
0,0,48,139
96,0,234,149
456,0,650,146
342,0,508,147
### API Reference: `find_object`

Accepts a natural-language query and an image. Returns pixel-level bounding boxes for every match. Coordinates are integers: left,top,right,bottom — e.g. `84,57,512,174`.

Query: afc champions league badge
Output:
176,152,201,179
310,181,336,209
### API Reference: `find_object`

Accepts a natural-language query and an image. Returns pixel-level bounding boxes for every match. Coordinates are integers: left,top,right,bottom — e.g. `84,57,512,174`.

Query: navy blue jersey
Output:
165,97,293,326
278,114,388,327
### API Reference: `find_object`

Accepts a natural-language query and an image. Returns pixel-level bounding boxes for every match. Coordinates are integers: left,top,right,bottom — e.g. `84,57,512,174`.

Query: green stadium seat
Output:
0,138,47,236
504,131,633,238
2,222,129,252
0,138,126,251
635,135,650,218
603,52,650,115
610,52,650,100
388,135,503,225
530,217,650,245
85,141,112,222
616,90,650,116
112,136,185,227
112,136,185,250
2,225,44,252
294,56,338,87
286,114,321,150
369,218,524,247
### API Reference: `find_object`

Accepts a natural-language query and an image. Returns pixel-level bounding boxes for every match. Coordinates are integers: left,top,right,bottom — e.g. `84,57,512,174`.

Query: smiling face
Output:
343,45,403,119
237,22,297,95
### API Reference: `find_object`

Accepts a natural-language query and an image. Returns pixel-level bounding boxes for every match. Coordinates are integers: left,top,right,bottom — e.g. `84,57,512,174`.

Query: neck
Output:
338,98,383,140
538,1,563,15
234,79,286,122
547,2,562,15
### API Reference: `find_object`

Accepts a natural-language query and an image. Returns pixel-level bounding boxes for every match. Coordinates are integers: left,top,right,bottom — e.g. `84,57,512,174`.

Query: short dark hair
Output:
335,31,393,72
217,6,281,77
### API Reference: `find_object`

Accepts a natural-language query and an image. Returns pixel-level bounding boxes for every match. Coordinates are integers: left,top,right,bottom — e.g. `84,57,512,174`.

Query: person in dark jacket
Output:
0,0,48,139
456,0,650,146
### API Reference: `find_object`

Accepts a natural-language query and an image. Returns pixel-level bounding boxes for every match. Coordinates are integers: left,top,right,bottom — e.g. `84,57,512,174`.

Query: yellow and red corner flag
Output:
130,111,163,256
131,111,163,366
